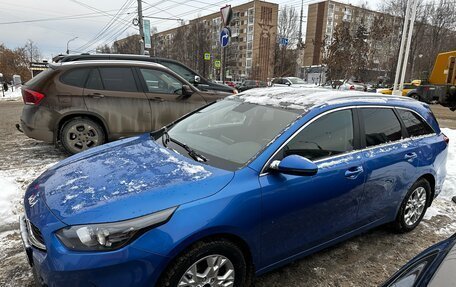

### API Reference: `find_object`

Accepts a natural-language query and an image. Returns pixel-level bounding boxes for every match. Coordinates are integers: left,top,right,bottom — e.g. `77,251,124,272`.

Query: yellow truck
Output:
377,80,421,97
416,50,456,110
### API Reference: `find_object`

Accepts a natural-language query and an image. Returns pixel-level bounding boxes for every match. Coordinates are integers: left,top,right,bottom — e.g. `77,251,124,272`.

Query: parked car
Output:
377,82,420,98
224,81,237,88
339,80,367,91
270,77,308,87
20,87,448,287
19,60,229,154
237,80,267,92
382,233,456,287
53,54,237,94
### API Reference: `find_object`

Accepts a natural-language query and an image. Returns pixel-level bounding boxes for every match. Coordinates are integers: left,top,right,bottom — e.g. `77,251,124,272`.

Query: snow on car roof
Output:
229,87,413,111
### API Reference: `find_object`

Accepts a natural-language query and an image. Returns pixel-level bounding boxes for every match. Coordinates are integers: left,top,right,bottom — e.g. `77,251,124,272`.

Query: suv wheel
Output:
60,118,105,154
158,240,251,287
393,178,430,232
410,93,420,101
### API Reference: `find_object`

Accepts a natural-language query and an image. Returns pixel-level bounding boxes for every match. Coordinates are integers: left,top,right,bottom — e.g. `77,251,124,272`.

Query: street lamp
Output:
66,37,78,54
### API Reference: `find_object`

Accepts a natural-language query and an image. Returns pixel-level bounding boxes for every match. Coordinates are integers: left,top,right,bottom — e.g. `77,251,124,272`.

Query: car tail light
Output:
22,89,45,105
350,85,355,90
443,133,449,144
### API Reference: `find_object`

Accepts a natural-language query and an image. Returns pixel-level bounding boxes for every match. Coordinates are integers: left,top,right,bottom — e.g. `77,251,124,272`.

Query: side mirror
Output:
269,155,318,176
182,84,194,97
194,75,201,86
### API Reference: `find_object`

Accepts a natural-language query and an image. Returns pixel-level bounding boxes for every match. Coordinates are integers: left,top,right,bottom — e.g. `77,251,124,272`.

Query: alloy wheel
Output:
178,254,235,287
65,123,100,151
404,186,427,226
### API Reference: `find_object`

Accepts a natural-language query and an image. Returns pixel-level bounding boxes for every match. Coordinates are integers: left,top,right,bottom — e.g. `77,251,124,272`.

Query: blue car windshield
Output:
166,100,301,170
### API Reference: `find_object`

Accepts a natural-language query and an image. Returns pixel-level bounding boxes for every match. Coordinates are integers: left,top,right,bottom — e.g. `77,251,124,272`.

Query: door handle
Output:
404,152,418,160
87,93,105,98
149,96,164,102
345,166,364,179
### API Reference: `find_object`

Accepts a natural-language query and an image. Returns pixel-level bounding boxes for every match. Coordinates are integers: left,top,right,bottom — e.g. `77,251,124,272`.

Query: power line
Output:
0,10,133,25
75,0,136,52
68,0,132,25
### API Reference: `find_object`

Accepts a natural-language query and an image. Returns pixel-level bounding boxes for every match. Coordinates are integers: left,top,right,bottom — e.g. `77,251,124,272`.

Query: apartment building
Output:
152,0,278,81
303,0,400,69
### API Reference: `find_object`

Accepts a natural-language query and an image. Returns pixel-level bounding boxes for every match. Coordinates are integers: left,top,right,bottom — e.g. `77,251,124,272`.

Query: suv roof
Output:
53,53,235,94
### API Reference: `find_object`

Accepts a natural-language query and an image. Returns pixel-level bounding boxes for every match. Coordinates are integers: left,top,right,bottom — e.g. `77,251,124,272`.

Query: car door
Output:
136,67,207,130
259,109,366,266
356,107,421,225
82,67,152,140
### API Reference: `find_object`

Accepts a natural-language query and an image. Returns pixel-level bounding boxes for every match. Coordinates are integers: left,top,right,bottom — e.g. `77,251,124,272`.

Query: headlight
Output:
56,206,177,251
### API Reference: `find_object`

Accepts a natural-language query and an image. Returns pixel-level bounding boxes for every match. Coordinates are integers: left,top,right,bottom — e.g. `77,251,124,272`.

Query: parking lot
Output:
1,99,455,287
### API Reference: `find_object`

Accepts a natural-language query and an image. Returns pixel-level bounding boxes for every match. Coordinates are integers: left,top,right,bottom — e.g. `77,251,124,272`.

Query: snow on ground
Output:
0,174,22,232
417,128,456,236
0,86,22,101
439,128,456,199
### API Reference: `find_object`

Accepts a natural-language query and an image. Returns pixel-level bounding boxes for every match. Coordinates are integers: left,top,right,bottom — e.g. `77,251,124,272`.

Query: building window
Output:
248,8,254,24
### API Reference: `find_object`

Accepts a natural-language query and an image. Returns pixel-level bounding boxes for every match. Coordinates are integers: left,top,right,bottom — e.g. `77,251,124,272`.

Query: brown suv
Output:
19,60,228,154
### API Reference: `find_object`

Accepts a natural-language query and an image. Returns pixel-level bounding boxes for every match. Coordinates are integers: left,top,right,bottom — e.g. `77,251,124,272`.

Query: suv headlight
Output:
56,207,177,251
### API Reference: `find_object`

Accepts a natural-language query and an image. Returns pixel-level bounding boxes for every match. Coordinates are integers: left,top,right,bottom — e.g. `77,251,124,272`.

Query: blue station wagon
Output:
20,87,448,287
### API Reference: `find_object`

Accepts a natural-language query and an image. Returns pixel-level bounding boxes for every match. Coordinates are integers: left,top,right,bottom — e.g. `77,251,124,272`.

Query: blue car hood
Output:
29,134,234,225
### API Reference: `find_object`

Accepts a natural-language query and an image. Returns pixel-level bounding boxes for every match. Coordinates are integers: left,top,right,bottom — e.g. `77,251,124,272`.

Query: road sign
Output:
204,52,211,61
220,5,233,26
279,37,289,46
214,60,221,69
220,27,230,48
143,19,151,49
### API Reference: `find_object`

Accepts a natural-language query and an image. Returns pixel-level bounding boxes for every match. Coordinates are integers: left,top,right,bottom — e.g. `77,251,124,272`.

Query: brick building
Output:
152,0,278,81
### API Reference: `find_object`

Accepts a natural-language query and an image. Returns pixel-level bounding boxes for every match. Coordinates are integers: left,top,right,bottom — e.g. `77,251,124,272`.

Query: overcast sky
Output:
0,0,383,60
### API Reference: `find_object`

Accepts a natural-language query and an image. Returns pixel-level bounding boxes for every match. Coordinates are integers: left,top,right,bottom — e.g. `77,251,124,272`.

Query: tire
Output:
157,240,251,287
409,93,420,101
393,178,430,233
60,117,105,154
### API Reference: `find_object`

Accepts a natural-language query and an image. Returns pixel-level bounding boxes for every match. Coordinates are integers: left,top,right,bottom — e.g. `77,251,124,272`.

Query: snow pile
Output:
439,127,456,199
230,87,406,110
0,86,22,101
0,173,21,231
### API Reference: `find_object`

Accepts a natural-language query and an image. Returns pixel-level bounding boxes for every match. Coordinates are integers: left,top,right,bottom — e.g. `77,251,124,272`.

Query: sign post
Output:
203,52,210,78
219,5,233,83
143,19,151,49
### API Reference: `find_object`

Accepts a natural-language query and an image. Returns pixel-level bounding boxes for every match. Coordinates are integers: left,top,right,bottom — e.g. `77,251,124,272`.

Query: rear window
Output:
98,67,138,92
25,68,55,87
60,68,90,87
361,108,402,147
397,109,434,137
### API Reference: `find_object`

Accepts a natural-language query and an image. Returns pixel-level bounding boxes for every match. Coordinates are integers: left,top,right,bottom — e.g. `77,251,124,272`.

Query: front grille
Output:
26,219,46,250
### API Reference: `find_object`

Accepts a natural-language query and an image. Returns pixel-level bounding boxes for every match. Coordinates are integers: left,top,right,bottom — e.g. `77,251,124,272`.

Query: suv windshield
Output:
164,100,301,170
158,61,197,84
289,77,306,84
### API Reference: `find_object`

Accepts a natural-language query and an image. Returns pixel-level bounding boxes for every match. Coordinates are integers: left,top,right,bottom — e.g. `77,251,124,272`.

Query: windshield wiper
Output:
161,127,207,162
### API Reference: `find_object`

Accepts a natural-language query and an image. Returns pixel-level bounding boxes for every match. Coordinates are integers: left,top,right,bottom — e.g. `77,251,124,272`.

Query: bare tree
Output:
24,40,41,62
380,0,456,81
0,44,33,82
274,5,299,77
